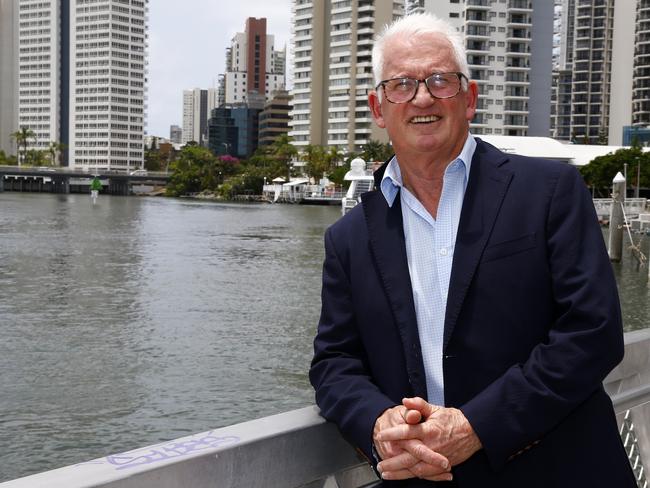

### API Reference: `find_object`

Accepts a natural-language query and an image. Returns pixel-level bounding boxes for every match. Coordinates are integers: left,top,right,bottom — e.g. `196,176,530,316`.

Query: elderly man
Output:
309,13,636,487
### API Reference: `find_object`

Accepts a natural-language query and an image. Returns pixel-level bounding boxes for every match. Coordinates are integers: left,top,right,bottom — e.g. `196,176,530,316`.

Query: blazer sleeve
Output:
460,164,624,470
309,226,396,462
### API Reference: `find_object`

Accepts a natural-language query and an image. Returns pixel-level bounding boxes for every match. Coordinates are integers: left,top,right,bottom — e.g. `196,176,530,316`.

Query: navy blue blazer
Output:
310,139,636,487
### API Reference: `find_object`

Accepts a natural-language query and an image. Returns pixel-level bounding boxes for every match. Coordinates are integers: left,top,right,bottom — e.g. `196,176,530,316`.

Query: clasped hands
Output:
372,397,482,482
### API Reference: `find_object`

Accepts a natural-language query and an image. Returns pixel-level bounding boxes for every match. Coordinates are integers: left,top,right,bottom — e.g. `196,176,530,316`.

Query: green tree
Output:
328,161,351,187
25,149,48,166
0,151,17,165
11,126,36,166
361,139,393,162
47,141,66,166
325,146,344,168
247,134,299,180
579,147,648,197
166,145,221,196
144,147,163,171
303,144,329,182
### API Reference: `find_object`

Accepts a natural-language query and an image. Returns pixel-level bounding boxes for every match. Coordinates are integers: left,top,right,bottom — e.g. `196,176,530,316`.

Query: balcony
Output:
506,29,531,40
508,0,532,10
505,58,530,69
507,14,531,26
468,55,488,66
505,72,529,83
506,43,531,54
466,12,489,23
467,40,488,51
504,115,527,126
466,25,489,37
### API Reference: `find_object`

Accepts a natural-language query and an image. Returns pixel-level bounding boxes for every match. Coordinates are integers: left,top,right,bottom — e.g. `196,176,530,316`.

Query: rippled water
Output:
0,193,340,481
0,192,648,482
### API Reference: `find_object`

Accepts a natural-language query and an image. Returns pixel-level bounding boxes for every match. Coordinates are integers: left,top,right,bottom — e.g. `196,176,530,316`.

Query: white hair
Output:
372,13,470,88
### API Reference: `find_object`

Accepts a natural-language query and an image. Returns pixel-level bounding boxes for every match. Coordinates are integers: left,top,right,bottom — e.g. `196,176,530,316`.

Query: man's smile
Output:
409,115,441,124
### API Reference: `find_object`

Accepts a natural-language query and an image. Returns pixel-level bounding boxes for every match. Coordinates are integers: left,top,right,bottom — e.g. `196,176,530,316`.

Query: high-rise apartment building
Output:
4,0,149,171
289,0,404,152
182,88,218,145
218,18,286,106
0,0,17,155
410,0,554,137
169,124,182,144
258,89,292,146
552,0,636,145
633,0,650,127
16,0,62,152
70,0,148,171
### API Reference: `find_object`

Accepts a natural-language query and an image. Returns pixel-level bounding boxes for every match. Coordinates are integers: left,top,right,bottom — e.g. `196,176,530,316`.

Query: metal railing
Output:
594,198,647,219
3,329,650,488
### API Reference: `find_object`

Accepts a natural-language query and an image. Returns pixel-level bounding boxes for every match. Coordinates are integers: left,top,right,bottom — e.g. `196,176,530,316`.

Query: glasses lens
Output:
425,73,461,99
384,78,417,103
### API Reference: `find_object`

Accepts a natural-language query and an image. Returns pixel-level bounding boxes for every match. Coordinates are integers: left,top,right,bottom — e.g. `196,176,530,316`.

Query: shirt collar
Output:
380,133,477,207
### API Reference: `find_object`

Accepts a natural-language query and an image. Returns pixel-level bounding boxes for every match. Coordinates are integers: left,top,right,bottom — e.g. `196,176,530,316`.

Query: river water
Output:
0,192,649,482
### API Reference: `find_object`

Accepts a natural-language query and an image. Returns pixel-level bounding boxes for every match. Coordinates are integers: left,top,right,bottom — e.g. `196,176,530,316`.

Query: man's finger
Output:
381,459,452,482
375,423,426,442
377,450,418,473
402,408,423,424
378,440,449,472
380,468,417,481
402,397,440,418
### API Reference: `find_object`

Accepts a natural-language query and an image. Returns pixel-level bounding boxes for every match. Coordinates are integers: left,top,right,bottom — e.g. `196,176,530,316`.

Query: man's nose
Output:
412,81,435,106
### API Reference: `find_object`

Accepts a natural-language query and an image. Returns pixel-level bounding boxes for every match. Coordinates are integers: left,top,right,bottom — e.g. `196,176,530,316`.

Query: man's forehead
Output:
382,33,456,75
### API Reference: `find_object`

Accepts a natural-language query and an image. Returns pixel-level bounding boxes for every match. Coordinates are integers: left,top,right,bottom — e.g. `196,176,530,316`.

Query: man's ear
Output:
465,80,479,122
368,90,386,129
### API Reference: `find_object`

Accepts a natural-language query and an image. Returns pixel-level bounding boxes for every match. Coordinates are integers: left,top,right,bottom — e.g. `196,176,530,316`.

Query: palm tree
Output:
326,146,344,168
47,141,66,166
362,139,393,162
10,127,36,166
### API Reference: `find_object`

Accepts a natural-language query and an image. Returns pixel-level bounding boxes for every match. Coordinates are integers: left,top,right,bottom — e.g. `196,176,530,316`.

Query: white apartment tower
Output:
15,0,62,151
69,0,148,172
181,87,218,145
633,0,650,127
0,0,17,155
289,0,404,152
3,0,149,170
410,0,554,137
220,18,286,105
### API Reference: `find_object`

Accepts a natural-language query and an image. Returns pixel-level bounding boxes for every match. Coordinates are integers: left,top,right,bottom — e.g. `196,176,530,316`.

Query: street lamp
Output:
220,142,230,156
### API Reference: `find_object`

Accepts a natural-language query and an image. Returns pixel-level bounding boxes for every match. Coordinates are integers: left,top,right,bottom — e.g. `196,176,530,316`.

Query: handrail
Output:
3,330,650,488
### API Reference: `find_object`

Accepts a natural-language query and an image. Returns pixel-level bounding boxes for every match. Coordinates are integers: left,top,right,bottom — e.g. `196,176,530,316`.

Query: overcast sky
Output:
147,0,293,137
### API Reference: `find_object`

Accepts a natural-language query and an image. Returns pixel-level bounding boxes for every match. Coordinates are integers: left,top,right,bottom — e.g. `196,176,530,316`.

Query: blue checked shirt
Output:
380,134,476,406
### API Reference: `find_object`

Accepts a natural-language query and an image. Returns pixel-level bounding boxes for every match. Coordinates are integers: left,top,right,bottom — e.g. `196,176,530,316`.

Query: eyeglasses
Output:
376,72,468,104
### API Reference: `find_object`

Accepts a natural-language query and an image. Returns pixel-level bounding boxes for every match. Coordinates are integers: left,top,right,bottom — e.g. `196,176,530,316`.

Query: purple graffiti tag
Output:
76,433,241,471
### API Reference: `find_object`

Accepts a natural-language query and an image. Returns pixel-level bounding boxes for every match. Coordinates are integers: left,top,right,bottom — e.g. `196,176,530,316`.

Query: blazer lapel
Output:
444,140,513,349
361,190,428,398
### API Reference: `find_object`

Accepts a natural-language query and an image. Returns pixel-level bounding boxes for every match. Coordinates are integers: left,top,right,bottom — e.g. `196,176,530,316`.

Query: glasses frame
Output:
375,72,468,104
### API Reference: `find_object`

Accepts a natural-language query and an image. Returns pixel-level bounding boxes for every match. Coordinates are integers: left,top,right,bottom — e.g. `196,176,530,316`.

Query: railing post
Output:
608,172,626,262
